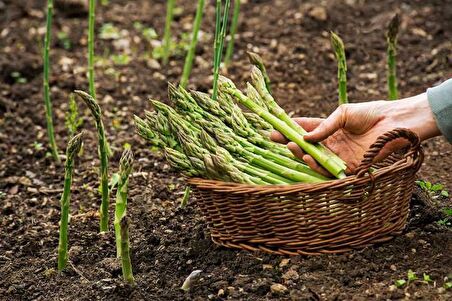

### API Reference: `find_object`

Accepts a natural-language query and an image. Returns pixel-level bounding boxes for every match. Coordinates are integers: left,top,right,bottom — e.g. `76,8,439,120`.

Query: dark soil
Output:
1,0,451,300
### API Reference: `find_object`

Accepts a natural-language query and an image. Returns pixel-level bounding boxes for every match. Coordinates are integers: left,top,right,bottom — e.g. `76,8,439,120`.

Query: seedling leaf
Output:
395,279,406,287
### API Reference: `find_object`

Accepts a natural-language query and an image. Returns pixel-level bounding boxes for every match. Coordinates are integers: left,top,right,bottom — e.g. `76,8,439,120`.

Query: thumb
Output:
304,106,345,142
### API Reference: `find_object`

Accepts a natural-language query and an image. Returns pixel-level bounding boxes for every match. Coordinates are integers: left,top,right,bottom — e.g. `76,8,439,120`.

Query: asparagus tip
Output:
387,13,400,42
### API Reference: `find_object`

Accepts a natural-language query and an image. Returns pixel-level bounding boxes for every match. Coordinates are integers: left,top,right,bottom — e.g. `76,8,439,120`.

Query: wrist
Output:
387,93,441,141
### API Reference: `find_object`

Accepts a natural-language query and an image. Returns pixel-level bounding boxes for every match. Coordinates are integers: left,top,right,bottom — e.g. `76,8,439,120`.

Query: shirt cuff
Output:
427,79,452,143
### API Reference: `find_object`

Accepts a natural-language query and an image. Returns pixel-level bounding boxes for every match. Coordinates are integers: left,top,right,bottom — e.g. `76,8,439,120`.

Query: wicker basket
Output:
188,128,424,255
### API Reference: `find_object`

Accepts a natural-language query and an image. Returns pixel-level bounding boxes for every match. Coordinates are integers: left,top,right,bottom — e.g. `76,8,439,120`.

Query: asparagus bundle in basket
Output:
135,67,346,185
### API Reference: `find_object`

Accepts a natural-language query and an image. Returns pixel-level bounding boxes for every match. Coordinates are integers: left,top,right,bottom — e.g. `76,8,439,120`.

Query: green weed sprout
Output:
180,0,205,88
180,186,191,208
57,132,83,271
120,217,135,285
75,90,110,232
224,0,240,67
162,0,176,65
88,0,96,98
43,0,60,163
114,149,134,257
212,0,231,100
330,31,348,104
387,14,400,100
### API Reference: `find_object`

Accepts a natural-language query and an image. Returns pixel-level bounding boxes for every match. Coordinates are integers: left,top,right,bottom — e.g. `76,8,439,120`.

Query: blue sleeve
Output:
427,79,452,143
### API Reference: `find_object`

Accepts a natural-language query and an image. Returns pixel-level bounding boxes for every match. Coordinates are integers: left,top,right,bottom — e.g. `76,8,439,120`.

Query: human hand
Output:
270,93,440,176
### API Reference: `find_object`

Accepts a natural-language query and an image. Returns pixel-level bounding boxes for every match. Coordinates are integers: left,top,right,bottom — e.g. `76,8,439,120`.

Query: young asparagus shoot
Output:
58,132,83,271
120,217,135,285
330,31,348,104
88,0,96,98
224,0,240,66
180,186,191,208
75,90,110,232
65,93,83,137
180,0,205,88
43,0,60,163
162,0,176,65
387,14,400,100
114,149,134,258
212,0,231,100
247,52,271,93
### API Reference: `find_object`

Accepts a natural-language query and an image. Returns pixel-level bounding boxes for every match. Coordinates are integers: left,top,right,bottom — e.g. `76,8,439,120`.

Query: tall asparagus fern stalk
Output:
387,14,400,100
88,0,96,98
43,0,60,163
330,31,348,105
57,132,83,271
212,0,231,100
224,0,240,67
114,149,134,258
180,0,205,88
75,90,110,232
162,0,176,65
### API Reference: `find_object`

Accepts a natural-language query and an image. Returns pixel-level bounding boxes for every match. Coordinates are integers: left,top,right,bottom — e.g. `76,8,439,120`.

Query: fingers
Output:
287,142,305,159
270,117,324,144
287,142,332,177
304,106,346,142
270,130,289,144
293,117,324,132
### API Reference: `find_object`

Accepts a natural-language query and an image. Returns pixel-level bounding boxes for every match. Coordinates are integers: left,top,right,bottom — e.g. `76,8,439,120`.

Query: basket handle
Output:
355,128,421,177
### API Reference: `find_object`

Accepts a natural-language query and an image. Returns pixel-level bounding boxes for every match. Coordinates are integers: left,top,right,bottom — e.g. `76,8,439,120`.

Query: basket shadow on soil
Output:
0,0,451,300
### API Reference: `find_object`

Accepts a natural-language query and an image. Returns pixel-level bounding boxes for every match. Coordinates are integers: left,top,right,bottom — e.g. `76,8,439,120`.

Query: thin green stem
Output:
114,149,133,257
224,0,240,66
330,32,348,104
162,0,176,65
43,0,60,163
120,217,135,285
88,0,96,98
58,132,83,271
180,0,205,88
212,0,231,100
387,14,400,100
75,90,110,232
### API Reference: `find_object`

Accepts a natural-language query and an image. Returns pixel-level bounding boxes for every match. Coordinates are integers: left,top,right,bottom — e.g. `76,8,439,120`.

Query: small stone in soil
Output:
270,283,288,294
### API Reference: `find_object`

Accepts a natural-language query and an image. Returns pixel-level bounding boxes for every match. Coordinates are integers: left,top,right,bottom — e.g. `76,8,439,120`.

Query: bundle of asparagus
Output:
135,64,346,185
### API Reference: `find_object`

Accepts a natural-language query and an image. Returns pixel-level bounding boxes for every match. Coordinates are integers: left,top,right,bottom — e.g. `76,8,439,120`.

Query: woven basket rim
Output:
188,128,423,195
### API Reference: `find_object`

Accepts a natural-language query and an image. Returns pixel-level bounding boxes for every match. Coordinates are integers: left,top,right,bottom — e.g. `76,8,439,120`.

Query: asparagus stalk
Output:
162,0,176,65
88,0,96,98
114,149,134,258
120,217,135,285
180,0,205,87
247,52,272,93
330,31,348,104
43,0,60,163
164,147,204,177
386,14,400,100
199,131,292,184
212,0,231,100
189,90,296,159
248,70,347,171
58,132,83,271
224,0,240,66
221,81,346,179
75,90,110,232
